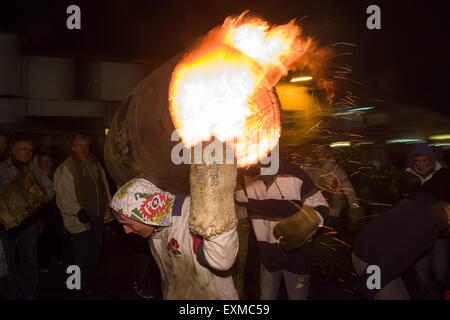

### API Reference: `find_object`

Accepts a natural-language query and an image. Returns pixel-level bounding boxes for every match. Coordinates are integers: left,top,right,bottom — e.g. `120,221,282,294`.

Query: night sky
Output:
1,0,449,115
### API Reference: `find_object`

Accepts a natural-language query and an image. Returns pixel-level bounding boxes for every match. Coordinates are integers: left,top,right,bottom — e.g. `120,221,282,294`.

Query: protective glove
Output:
273,205,321,251
77,209,90,224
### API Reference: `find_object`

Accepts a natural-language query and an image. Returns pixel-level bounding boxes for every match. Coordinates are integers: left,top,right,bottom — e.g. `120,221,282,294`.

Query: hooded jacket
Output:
405,143,450,202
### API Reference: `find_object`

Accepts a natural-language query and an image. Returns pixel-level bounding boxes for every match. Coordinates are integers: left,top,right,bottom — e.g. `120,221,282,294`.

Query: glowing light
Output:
348,107,374,112
430,143,450,148
355,141,375,145
105,128,109,135
386,139,425,144
335,106,374,116
428,134,450,140
330,141,351,148
290,76,313,82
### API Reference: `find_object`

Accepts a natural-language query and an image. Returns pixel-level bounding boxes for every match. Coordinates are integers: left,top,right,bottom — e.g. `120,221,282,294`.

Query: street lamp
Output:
290,76,313,83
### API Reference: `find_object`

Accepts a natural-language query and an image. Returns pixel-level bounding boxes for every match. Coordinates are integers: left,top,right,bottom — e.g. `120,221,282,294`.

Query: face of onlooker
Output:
412,155,433,174
12,141,33,163
72,139,90,161
38,155,54,175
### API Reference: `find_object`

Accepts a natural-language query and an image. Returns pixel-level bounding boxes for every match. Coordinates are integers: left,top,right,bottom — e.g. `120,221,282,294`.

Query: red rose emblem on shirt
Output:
167,238,181,258
169,238,179,250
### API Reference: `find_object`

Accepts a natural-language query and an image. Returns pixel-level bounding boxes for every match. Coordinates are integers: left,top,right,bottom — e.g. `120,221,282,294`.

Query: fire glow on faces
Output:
169,12,316,167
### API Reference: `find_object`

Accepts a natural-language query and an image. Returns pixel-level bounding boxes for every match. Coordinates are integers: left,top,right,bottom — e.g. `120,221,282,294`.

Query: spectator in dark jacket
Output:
352,143,450,300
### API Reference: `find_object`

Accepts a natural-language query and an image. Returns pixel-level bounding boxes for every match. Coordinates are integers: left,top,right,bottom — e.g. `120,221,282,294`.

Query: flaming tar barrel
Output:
104,52,278,238
105,13,316,238
104,50,279,239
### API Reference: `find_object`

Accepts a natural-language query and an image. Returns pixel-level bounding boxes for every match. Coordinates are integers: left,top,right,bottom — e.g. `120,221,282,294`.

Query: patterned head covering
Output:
110,178,174,227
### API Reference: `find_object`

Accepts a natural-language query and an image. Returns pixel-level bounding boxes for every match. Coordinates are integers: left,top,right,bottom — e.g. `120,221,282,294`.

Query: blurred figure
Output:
35,153,64,273
356,145,400,216
54,134,111,294
352,192,448,300
400,143,450,299
37,153,54,179
32,135,55,168
303,142,362,231
432,146,448,169
235,161,329,300
0,137,54,299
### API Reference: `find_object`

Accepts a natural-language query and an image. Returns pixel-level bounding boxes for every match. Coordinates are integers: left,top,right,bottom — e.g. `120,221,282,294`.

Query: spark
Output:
350,170,361,177
369,203,392,207
319,241,336,251
332,42,357,47
343,289,355,295
332,237,351,248
304,120,322,137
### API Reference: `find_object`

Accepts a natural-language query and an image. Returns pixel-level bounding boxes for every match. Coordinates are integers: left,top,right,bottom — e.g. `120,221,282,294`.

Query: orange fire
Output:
169,12,313,166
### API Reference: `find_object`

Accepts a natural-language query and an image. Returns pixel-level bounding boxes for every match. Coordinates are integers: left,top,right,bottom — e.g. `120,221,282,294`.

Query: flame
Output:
169,12,313,166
